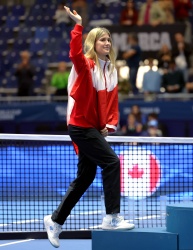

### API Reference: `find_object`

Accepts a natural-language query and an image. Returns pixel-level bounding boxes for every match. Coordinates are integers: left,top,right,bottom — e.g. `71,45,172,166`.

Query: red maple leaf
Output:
128,164,144,179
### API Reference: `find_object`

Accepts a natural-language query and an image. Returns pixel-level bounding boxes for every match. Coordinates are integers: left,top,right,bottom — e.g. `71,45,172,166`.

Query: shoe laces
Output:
51,223,62,237
111,215,124,227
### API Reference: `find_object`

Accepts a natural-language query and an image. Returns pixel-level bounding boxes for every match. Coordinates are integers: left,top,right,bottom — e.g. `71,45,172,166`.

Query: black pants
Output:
52,125,120,225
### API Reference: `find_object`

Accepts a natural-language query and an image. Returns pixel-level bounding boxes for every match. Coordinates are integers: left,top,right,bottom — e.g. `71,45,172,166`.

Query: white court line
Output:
78,210,102,215
137,213,166,220
69,210,102,217
88,225,102,229
0,239,35,247
0,212,103,227
0,219,41,227
0,212,101,227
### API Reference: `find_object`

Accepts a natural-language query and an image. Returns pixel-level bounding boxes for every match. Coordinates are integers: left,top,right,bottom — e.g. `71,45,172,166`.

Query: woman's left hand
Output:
64,6,82,25
100,127,108,137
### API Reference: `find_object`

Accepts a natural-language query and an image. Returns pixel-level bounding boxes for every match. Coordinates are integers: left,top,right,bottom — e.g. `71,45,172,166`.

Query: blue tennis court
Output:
0,239,91,250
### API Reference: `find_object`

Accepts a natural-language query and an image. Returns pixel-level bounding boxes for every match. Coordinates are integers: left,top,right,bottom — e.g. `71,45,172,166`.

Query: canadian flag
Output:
120,150,161,199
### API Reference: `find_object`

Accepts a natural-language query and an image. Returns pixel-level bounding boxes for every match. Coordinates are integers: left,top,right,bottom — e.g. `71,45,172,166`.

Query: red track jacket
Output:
67,24,119,136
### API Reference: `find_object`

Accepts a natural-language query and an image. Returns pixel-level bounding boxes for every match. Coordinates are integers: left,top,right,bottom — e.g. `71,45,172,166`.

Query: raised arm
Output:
64,6,87,74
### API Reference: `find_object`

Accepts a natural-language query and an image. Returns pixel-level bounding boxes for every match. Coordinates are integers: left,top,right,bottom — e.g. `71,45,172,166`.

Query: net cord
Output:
0,133,193,143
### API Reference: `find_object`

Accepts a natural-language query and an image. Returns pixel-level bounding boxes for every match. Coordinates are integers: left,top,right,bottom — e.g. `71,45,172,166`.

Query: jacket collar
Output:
98,57,110,68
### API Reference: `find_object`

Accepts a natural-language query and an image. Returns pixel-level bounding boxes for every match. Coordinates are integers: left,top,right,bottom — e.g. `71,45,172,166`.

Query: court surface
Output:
0,239,91,250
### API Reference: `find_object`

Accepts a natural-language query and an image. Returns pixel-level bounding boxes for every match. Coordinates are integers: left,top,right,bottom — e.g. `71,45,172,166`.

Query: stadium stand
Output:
0,0,193,137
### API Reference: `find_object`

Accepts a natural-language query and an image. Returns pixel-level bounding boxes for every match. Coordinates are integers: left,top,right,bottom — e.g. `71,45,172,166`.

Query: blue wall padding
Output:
167,203,193,250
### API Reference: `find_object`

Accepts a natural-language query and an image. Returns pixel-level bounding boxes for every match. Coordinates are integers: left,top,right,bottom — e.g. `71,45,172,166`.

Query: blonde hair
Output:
84,27,116,75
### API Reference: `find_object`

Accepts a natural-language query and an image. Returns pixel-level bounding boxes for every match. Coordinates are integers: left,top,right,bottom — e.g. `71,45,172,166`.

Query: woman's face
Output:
127,1,134,8
161,44,169,53
95,33,111,60
128,114,136,124
131,105,139,114
58,62,66,72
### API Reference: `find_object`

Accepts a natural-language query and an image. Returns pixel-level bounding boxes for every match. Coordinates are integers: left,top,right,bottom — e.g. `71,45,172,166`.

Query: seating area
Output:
0,4,72,93
0,0,131,95
0,0,193,96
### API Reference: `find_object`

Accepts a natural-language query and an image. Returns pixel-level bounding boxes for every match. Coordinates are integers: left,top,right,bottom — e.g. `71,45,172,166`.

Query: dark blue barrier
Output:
0,100,193,136
0,101,192,123
188,121,193,137
159,120,187,137
119,100,193,122
0,102,67,122
0,100,193,122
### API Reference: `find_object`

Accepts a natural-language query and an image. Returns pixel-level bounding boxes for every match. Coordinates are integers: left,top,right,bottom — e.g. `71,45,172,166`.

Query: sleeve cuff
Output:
106,124,117,133
74,24,83,32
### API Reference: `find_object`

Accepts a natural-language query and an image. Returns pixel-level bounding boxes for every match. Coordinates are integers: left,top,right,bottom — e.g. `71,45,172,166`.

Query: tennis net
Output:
0,134,193,232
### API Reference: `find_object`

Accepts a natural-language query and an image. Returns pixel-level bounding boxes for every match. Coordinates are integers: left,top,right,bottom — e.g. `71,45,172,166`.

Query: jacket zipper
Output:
103,61,108,89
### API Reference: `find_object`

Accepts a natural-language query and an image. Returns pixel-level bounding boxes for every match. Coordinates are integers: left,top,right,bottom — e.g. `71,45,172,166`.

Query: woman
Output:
44,6,134,248
120,0,138,26
130,105,146,125
121,113,143,136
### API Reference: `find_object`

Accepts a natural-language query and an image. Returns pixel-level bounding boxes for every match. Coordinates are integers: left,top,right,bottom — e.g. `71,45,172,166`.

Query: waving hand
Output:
64,6,82,25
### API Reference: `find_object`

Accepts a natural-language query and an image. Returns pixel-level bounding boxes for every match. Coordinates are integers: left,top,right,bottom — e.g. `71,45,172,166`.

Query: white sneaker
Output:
44,215,62,248
101,214,135,230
